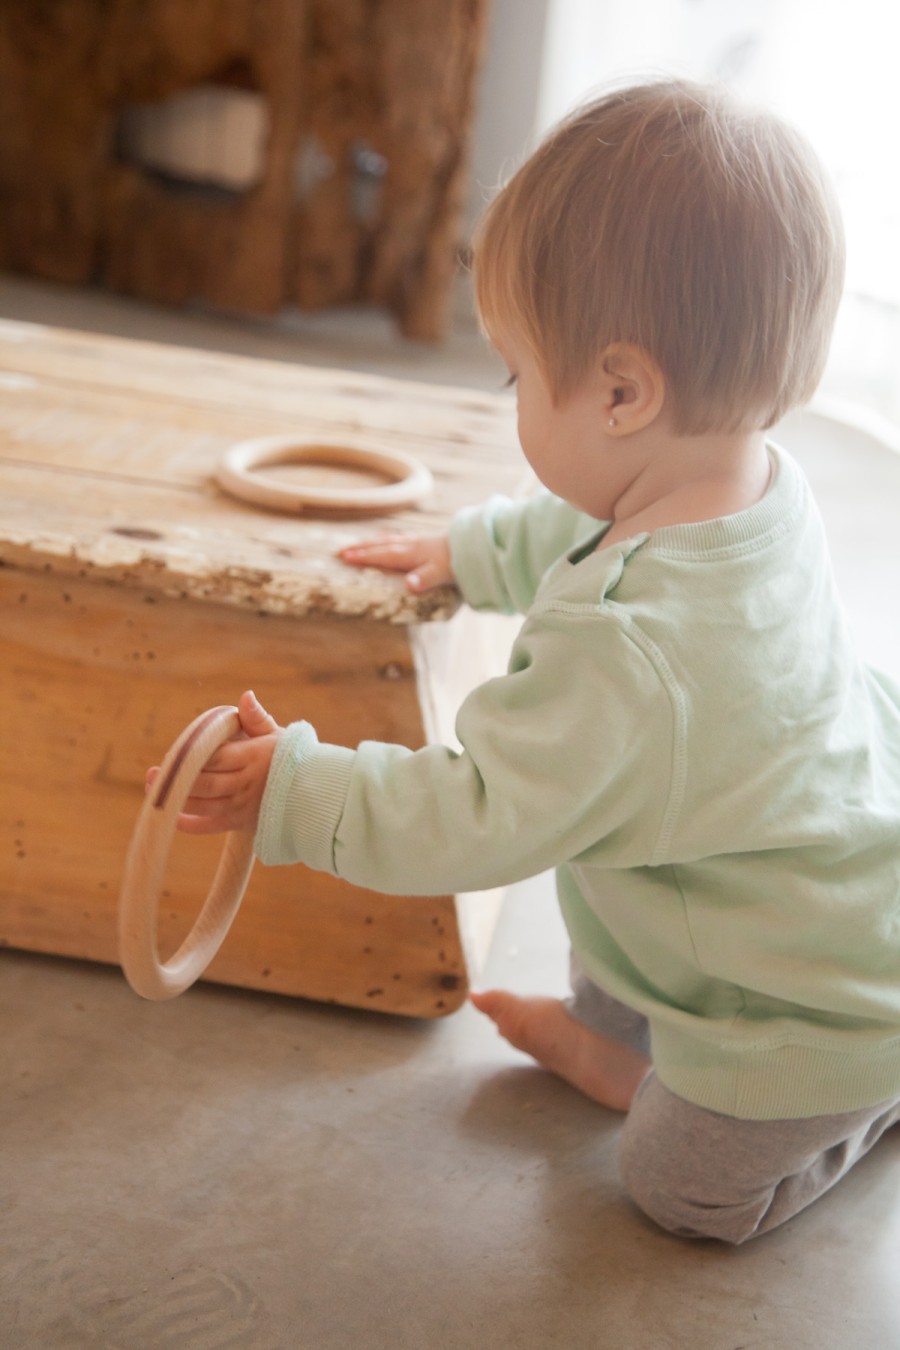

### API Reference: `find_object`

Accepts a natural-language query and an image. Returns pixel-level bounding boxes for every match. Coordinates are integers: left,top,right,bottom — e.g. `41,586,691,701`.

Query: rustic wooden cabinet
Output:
0,0,488,338
0,321,526,1015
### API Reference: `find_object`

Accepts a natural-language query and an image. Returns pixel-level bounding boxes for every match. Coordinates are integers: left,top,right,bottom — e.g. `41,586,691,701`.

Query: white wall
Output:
537,0,771,129
468,0,769,229
468,0,900,427
466,0,552,231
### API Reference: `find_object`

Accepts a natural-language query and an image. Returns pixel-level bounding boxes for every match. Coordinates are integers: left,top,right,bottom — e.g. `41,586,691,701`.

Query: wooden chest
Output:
0,320,525,1016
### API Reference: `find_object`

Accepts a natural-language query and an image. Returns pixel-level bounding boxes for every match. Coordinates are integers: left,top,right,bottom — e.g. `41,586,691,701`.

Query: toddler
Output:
154,80,900,1243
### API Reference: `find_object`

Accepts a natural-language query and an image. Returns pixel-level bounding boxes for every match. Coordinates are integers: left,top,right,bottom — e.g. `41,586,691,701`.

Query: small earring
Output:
608,417,617,428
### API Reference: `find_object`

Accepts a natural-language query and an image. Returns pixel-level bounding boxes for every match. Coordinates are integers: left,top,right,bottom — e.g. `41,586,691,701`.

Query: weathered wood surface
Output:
0,320,522,620
0,0,489,339
0,322,523,1015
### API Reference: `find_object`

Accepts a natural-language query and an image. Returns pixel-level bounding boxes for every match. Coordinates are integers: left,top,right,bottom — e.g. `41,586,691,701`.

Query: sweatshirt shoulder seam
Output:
619,618,689,861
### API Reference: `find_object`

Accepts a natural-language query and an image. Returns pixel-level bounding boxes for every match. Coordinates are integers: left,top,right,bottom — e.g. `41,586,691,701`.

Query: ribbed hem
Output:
652,1023,900,1120
255,721,355,871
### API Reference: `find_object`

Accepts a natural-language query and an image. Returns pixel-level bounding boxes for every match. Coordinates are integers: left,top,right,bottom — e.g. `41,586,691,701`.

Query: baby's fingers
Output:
340,533,453,592
403,558,449,593
144,761,239,801
175,809,242,836
180,767,241,802
339,537,419,572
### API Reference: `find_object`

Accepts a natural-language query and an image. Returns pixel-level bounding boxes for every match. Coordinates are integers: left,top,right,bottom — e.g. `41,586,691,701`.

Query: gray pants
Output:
568,968,900,1244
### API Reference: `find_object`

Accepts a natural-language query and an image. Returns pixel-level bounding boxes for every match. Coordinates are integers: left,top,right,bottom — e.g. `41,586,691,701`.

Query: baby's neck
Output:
598,429,771,550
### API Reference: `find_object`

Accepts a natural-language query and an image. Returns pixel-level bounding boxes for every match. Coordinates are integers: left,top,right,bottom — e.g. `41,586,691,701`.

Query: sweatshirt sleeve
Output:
254,599,676,896
449,490,603,614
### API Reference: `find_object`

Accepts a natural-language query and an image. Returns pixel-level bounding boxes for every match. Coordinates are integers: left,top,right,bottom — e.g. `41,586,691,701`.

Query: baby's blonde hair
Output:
473,80,845,433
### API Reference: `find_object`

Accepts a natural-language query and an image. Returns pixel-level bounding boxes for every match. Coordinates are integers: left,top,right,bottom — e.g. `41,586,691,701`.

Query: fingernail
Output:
407,572,421,590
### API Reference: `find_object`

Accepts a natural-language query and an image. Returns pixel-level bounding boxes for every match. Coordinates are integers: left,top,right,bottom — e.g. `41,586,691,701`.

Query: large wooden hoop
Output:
118,706,255,1000
216,436,434,515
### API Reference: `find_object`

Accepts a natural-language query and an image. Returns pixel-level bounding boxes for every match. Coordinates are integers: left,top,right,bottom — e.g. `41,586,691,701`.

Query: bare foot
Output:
470,990,650,1113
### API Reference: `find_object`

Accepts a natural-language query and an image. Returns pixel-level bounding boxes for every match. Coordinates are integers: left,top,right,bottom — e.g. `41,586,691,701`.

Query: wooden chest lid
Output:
0,321,524,623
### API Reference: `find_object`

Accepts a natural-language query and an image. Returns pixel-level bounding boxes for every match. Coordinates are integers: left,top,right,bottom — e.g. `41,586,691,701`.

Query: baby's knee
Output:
618,1128,760,1244
617,1078,772,1245
619,1073,900,1244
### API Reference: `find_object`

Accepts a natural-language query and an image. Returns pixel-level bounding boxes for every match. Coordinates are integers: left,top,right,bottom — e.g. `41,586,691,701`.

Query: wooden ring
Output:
215,436,434,515
118,706,255,1001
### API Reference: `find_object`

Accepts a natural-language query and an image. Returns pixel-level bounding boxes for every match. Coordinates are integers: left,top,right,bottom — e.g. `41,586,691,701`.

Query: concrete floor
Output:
2,274,900,1349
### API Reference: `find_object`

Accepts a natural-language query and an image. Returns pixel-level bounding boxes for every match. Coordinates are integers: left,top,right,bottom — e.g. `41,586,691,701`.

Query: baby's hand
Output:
338,533,454,593
145,690,283,836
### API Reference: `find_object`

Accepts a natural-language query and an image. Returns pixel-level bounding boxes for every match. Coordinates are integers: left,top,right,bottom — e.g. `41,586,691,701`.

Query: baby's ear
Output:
600,343,666,433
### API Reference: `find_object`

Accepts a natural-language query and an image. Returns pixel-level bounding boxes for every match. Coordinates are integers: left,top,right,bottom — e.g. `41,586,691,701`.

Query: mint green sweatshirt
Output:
256,444,900,1120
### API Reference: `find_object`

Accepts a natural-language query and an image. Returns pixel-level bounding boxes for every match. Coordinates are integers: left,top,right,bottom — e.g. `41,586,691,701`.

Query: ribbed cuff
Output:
255,721,355,871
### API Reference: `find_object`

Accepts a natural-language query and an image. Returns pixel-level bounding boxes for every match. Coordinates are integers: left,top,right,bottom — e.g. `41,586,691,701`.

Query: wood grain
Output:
0,323,524,1014
0,322,522,622
0,0,489,339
